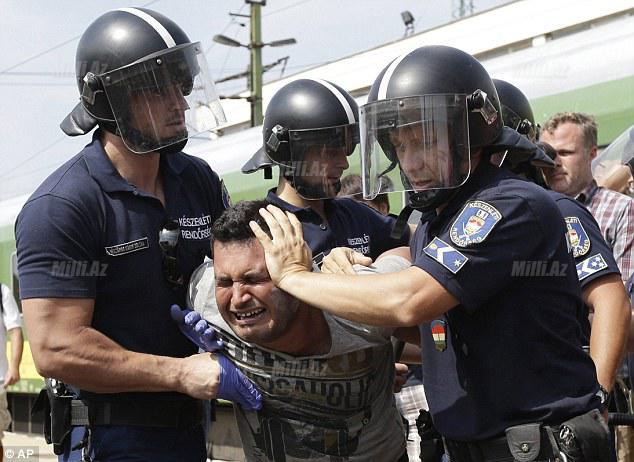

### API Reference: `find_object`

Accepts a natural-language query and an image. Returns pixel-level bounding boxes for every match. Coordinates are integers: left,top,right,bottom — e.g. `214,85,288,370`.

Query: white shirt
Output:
0,284,22,378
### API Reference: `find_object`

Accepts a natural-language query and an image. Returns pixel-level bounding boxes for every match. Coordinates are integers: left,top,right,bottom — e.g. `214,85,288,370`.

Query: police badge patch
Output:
576,253,608,281
424,237,468,274
565,217,591,258
449,200,502,247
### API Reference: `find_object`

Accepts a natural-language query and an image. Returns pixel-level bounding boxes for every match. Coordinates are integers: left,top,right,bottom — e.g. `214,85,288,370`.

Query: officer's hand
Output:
170,304,223,352
178,352,223,400
393,362,409,393
216,353,262,411
177,353,261,410
321,248,372,274
250,205,312,285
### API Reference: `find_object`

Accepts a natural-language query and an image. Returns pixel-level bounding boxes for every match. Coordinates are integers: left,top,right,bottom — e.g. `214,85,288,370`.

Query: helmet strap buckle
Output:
266,124,288,152
81,73,102,106
468,89,498,126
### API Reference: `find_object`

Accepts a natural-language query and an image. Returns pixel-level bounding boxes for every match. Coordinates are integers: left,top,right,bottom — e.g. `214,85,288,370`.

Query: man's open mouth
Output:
233,308,266,321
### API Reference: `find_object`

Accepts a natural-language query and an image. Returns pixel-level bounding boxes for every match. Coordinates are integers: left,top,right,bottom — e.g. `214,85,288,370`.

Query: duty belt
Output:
444,424,561,462
443,409,611,462
70,399,204,428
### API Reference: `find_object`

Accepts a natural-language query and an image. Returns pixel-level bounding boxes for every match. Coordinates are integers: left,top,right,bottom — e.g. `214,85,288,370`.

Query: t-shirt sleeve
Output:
1,285,22,331
16,195,101,299
412,195,549,312
354,254,412,338
557,197,621,287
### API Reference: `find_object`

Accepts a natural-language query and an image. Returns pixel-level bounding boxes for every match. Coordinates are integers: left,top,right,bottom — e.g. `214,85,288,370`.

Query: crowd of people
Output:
7,6,634,462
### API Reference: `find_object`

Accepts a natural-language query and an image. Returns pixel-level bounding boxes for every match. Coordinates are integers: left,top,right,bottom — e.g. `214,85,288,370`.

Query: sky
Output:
0,0,511,201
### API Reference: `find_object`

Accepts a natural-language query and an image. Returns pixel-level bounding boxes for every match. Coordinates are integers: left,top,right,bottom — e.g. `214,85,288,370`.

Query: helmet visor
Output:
101,42,226,153
360,94,471,200
592,125,634,182
285,123,360,199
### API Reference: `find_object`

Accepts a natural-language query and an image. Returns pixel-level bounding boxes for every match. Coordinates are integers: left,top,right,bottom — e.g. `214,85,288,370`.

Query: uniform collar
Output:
435,161,503,224
576,180,599,205
265,188,333,216
84,131,188,194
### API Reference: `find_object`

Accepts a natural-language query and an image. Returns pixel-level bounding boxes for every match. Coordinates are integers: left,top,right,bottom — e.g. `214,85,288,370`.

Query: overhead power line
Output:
0,136,67,179
0,0,162,75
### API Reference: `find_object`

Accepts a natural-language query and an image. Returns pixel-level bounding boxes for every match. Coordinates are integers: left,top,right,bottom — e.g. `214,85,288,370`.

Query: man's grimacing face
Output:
213,240,301,346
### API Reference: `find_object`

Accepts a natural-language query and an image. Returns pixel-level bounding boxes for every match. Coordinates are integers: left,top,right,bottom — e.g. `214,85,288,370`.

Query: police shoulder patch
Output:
576,253,608,281
221,180,232,210
449,200,502,247
424,237,468,274
565,216,591,258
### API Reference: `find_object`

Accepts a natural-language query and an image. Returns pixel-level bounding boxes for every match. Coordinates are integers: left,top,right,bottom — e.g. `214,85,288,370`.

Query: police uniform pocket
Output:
505,423,541,462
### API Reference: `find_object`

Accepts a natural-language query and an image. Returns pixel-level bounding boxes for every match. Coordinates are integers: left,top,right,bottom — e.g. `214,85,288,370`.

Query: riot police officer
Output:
16,8,257,462
250,46,611,461
241,78,410,264
494,78,630,400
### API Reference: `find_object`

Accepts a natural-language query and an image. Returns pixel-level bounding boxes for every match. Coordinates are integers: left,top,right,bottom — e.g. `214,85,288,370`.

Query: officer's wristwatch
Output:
596,385,610,408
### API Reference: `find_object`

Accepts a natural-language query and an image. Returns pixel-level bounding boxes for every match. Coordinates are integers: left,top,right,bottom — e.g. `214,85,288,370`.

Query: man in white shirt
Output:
0,283,23,460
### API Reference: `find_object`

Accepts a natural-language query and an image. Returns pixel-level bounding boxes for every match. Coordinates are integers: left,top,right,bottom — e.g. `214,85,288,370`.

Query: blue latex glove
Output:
216,353,262,410
170,304,223,352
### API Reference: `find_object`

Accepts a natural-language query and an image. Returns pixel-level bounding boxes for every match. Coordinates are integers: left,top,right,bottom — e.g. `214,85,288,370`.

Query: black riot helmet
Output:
61,7,225,154
493,79,539,142
244,78,360,199
360,45,538,212
493,79,553,187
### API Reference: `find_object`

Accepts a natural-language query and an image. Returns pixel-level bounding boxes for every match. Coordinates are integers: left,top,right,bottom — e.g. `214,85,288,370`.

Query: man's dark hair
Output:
212,200,273,249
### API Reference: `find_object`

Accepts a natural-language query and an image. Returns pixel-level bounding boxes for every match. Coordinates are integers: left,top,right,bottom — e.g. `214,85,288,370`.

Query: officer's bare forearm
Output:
41,328,183,393
586,275,631,390
278,266,458,326
22,298,185,394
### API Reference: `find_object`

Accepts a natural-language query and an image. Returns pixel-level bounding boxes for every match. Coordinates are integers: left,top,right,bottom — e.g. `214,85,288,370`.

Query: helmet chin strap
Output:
117,124,189,155
281,165,340,200
389,171,460,239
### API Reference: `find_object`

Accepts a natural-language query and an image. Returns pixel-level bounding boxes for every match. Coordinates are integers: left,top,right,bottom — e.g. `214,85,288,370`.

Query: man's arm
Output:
4,328,23,388
285,269,457,326
22,298,220,400
585,274,631,390
251,206,458,326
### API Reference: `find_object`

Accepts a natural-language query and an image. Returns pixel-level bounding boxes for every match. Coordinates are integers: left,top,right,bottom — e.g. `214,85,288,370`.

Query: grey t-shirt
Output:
188,256,410,461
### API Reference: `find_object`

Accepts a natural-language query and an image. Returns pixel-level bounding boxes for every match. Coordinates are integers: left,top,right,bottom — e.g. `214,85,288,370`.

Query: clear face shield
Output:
285,123,359,200
592,125,634,185
98,42,226,154
360,95,471,200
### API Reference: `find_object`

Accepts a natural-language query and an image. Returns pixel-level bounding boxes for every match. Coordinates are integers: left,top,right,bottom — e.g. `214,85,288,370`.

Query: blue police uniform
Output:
410,162,600,441
16,133,228,461
550,190,621,344
550,191,621,288
265,189,409,263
